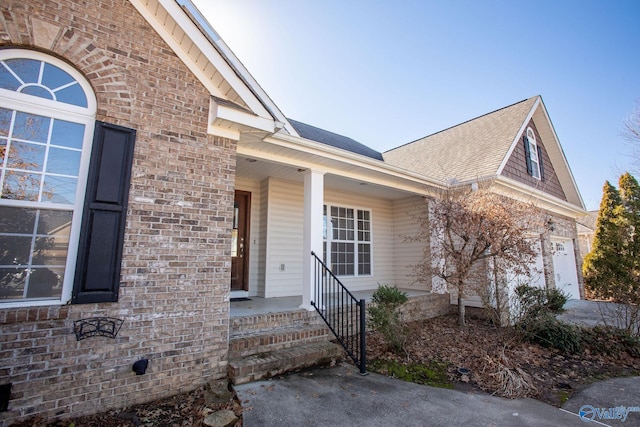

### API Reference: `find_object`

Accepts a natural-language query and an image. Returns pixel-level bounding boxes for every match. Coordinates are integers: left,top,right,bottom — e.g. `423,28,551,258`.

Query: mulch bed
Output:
368,313,640,406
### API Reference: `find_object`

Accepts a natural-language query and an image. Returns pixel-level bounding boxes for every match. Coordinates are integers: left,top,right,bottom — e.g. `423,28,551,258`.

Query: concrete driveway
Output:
558,299,638,331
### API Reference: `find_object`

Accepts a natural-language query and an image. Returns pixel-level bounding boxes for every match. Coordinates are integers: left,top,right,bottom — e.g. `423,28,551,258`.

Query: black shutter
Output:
537,145,545,181
523,136,533,176
72,121,136,304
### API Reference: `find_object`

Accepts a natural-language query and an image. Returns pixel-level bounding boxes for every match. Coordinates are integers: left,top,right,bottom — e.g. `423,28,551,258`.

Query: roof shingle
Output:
383,97,538,183
288,118,384,161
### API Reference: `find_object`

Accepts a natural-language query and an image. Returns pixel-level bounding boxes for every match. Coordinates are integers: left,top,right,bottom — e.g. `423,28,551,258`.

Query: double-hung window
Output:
323,205,372,276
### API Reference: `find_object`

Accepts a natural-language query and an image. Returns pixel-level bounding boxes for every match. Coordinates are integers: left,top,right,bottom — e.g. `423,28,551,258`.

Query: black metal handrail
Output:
310,251,366,374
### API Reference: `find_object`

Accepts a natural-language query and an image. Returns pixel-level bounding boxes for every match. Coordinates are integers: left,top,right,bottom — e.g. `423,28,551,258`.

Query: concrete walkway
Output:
236,300,640,427
236,363,640,426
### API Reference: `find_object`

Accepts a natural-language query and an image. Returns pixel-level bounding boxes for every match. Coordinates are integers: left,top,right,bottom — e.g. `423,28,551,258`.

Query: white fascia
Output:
255,133,446,195
209,98,275,140
493,175,587,218
130,0,274,122
497,96,541,175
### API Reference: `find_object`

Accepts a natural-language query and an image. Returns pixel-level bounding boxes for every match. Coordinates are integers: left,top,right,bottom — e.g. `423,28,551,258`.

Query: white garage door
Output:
505,240,546,292
551,239,580,299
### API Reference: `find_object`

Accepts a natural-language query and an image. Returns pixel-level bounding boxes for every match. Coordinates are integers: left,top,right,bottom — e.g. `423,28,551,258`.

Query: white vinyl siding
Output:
391,196,427,289
263,178,304,297
324,188,394,292
260,178,396,296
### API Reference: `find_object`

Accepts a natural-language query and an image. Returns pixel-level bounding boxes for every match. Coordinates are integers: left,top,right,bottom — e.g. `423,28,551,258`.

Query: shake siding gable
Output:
502,120,567,201
1,1,234,423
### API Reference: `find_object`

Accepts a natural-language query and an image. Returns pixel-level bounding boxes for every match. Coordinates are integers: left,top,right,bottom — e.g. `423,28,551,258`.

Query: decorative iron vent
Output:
74,317,124,341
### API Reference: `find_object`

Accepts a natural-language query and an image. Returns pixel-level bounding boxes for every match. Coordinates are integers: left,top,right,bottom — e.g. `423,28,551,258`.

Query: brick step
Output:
230,310,325,336
228,341,345,385
229,324,332,359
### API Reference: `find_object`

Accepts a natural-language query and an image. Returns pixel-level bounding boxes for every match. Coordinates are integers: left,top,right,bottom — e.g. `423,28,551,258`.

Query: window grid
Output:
324,205,372,277
0,51,92,306
0,58,88,107
527,128,541,180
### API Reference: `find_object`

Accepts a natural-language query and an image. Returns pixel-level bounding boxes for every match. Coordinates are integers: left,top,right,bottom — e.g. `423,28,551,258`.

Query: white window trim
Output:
526,127,541,180
0,49,96,308
323,203,373,277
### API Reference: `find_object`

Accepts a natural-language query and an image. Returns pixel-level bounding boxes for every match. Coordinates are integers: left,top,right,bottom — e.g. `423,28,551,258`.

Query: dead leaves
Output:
368,314,640,406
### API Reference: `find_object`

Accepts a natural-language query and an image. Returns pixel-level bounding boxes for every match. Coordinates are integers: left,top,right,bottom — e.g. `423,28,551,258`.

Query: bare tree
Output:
623,100,640,175
413,187,543,326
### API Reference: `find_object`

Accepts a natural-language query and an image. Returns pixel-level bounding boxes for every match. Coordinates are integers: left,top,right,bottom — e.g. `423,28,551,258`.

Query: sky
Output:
192,0,640,211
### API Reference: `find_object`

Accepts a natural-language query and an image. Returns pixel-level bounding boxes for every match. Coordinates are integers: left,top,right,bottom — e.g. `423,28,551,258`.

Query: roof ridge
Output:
384,96,536,153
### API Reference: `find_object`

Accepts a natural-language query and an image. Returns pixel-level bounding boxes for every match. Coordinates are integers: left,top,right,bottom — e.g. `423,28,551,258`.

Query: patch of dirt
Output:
13,386,242,427
368,313,640,406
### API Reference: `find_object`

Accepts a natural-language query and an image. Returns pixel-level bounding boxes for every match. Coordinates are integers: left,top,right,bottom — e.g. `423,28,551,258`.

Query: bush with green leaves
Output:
513,284,569,323
368,285,408,353
520,313,582,354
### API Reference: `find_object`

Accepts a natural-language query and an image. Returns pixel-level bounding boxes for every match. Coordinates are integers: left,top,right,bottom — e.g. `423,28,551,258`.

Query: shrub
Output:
368,285,408,353
581,326,640,357
513,285,569,323
545,288,569,314
520,314,582,354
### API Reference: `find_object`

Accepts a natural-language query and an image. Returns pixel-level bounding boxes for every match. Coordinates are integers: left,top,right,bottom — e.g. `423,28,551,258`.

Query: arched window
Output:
524,127,541,180
0,49,96,307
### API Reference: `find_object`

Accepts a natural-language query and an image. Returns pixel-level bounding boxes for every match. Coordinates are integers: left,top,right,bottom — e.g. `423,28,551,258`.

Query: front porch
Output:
227,289,451,384
229,288,432,317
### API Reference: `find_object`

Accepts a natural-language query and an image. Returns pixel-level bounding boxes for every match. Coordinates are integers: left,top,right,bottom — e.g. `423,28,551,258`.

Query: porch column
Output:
301,169,325,311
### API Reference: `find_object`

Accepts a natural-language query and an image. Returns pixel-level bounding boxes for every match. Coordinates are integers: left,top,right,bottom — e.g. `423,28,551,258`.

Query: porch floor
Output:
229,288,430,317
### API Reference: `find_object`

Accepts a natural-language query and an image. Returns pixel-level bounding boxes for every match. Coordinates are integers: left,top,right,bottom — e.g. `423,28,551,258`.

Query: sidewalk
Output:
236,363,639,427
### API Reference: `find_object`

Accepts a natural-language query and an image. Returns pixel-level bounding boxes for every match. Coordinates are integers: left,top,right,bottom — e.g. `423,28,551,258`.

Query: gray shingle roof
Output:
288,119,384,161
383,97,538,183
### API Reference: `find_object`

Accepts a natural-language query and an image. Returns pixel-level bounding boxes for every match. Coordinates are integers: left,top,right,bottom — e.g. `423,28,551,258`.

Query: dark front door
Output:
231,191,250,291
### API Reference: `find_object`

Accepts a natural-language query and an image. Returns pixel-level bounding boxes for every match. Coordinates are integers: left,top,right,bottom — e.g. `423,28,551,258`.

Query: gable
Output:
383,98,537,183
130,0,288,140
501,119,567,201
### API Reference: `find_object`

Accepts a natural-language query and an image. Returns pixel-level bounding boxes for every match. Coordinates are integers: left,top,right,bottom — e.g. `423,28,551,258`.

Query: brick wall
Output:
1,1,234,424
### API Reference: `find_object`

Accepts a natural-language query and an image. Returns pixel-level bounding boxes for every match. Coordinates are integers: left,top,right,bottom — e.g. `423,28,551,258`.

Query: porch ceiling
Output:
236,132,440,200
236,155,419,200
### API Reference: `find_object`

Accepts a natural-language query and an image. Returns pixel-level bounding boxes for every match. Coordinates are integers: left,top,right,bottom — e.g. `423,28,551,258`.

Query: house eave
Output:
208,98,275,139
238,132,446,198
493,175,587,218
130,0,283,135
269,133,445,186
